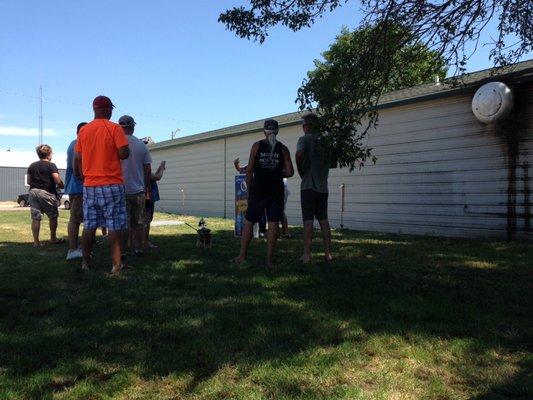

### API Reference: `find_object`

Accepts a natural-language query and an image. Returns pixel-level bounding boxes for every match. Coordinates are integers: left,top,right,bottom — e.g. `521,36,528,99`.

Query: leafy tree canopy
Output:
219,1,532,169
219,1,531,70
296,24,448,169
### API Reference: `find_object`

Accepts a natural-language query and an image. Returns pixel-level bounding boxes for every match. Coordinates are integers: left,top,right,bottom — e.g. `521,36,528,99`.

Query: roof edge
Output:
150,59,533,151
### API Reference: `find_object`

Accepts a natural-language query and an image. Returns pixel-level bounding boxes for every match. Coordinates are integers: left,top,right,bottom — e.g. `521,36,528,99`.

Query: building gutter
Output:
149,65,533,152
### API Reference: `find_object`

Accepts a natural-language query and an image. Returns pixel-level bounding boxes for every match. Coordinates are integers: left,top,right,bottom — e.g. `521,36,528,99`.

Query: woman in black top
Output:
233,119,294,267
27,144,64,246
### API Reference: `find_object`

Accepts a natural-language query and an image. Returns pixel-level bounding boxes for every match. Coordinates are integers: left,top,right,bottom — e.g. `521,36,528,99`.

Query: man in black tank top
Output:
233,119,294,267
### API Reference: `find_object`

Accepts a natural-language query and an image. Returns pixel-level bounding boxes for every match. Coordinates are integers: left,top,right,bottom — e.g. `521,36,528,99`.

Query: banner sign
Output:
234,174,248,237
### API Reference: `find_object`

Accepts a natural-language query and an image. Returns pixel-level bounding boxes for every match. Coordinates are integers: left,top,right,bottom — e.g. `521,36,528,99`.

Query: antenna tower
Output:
38,86,43,145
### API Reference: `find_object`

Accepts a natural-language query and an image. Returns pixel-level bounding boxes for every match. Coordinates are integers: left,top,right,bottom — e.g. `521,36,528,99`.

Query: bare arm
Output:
295,136,308,178
295,148,306,178
144,163,151,195
52,172,64,189
152,161,166,181
282,145,294,178
245,143,259,197
74,152,83,181
233,158,241,173
118,145,130,160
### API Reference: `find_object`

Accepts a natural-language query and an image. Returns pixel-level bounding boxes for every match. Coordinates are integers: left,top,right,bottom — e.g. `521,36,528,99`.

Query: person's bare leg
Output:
132,226,144,252
318,219,333,262
302,220,314,263
108,229,123,273
68,222,80,250
281,213,289,236
234,220,254,263
31,219,41,246
121,229,130,254
266,221,279,267
81,228,96,269
49,217,58,242
144,219,149,246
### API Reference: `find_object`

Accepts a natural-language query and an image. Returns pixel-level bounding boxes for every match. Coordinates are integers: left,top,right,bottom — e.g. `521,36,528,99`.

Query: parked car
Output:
17,192,71,209
60,193,70,210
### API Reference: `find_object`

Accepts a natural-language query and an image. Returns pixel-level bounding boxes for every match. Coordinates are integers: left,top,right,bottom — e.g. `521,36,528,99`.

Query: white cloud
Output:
0,126,61,137
0,150,67,168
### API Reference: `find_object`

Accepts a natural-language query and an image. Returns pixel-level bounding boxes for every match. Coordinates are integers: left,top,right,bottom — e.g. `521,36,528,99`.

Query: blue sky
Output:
0,0,530,167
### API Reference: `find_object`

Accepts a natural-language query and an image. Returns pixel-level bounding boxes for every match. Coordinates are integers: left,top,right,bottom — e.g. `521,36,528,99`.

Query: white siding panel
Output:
150,85,533,239
150,140,225,216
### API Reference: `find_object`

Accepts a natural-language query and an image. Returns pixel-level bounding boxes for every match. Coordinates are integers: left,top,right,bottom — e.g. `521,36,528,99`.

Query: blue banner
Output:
234,174,248,237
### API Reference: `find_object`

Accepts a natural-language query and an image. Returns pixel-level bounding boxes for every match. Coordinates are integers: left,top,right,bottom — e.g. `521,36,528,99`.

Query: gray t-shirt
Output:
121,135,152,195
296,133,329,193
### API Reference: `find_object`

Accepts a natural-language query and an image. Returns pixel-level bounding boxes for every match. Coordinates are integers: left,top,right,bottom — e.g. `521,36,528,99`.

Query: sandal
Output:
110,264,123,275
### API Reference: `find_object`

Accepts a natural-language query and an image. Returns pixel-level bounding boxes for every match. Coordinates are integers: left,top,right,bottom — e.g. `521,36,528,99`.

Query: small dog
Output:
196,218,212,248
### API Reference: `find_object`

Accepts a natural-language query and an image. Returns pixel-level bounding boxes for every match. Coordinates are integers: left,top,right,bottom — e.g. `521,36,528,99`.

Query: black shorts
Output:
301,190,328,221
246,196,283,223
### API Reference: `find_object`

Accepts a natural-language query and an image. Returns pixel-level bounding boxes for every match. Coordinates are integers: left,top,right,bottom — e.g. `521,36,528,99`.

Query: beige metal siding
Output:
150,140,225,217
326,93,530,238
149,84,532,239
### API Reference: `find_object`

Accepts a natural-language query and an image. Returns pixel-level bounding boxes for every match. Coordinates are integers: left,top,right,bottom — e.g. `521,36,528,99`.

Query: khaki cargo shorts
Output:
29,188,59,221
126,193,146,228
69,194,83,225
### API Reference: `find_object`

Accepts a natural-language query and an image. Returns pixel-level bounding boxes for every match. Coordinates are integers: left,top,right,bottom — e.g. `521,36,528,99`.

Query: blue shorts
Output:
83,184,127,231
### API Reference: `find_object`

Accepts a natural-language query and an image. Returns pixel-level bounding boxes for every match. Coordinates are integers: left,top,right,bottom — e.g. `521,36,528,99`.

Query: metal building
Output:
0,166,66,202
149,61,533,240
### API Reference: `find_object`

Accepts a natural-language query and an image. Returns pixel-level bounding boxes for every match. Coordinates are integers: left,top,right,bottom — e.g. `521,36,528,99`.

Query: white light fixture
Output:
472,82,513,124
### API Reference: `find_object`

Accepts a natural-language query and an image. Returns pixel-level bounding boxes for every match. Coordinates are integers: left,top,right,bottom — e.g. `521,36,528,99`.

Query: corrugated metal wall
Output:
153,141,225,217
0,167,66,202
151,84,532,240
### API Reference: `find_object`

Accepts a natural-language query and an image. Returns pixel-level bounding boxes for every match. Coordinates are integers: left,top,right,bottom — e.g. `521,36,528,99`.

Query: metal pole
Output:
340,183,345,229
38,86,43,145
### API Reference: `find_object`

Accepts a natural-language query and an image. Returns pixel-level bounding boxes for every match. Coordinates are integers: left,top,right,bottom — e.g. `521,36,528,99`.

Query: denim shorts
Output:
83,184,127,231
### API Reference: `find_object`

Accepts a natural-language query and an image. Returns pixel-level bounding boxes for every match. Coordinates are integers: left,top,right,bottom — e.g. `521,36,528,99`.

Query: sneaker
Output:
81,263,90,271
66,249,83,260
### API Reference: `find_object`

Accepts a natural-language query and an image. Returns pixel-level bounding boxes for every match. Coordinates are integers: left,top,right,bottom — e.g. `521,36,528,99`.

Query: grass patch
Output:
0,210,531,399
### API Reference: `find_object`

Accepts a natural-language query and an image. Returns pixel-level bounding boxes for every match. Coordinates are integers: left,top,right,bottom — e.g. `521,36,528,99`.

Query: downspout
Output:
506,130,518,242
523,159,531,234
504,83,527,242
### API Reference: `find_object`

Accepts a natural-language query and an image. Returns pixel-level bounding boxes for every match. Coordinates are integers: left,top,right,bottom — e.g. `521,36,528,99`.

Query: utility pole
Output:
38,86,43,145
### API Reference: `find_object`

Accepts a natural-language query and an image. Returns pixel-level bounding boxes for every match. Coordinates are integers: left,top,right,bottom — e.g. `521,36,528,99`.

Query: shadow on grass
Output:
0,227,531,398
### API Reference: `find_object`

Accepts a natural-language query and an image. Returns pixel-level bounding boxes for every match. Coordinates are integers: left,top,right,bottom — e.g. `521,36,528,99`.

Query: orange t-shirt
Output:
75,119,129,187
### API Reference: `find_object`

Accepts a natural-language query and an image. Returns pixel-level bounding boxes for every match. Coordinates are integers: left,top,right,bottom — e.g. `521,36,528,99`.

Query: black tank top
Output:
250,140,284,198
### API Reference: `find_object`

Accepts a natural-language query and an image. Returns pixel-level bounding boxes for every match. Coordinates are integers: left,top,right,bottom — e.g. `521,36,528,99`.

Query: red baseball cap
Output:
92,95,115,109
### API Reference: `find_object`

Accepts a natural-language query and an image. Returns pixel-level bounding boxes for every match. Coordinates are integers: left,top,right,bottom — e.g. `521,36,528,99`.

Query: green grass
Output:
0,210,531,399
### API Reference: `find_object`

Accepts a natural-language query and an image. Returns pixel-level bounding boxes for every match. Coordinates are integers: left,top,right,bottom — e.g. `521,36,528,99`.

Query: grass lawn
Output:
0,210,531,399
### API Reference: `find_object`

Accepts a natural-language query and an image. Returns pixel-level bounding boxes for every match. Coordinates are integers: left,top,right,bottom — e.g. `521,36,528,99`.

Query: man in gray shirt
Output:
296,113,333,263
119,115,152,256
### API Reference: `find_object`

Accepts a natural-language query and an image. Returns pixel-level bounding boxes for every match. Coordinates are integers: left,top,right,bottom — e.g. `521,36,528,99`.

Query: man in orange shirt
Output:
74,95,130,274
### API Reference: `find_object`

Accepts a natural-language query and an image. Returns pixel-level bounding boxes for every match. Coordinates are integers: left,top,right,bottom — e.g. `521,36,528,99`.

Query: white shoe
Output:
66,249,83,260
